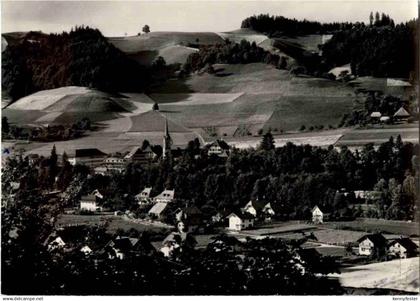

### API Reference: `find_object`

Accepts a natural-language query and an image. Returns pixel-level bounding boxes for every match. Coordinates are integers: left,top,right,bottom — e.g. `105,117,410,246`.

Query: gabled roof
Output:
227,211,255,220
389,237,418,252
75,148,107,158
357,233,387,247
81,194,96,202
155,189,175,200
148,202,168,215
394,107,410,117
312,205,322,213
136,187,152,198
208,139,230,150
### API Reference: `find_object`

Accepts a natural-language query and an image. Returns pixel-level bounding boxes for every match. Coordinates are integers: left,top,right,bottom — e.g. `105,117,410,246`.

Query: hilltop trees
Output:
2,26,149,101
142,25,150,34
321,15,416,78
240,14,351,36
184,39,281,73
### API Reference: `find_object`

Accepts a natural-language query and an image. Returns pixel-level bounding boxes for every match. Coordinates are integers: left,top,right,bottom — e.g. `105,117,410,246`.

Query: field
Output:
216,28,268,45
348,76,413,98
56,214,169,233
109,32,223,65
323,218,419,236
336,126,419,147
333,257,420,293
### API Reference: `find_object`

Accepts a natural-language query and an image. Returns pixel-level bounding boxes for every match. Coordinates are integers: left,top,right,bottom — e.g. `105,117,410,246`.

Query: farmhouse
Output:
47,236,66,251
388,237,418,258
369,112,382,122
68,148,107,167
160,232,197,257
206,139,231,158
124,146,156,165
80,245,93,255
357,233,388,256
102,154,126,173
154,189,175,203
103,237,140,260
393,106,410,121
243,200,257,216
135,187,152,205
311,206,323,224
80,194,102,212
177,206,204,233
227,212,255,231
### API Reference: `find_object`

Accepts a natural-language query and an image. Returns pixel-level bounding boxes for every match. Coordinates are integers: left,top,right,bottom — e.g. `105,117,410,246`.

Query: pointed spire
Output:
162,116,172,158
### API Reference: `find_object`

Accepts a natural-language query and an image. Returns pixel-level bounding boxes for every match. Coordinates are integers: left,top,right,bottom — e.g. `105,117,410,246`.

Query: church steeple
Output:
162,117,172,158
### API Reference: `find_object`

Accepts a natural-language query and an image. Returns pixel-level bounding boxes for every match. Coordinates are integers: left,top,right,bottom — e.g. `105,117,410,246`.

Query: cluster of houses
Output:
369,106,412,124
357,233,418,259
68,138,231,175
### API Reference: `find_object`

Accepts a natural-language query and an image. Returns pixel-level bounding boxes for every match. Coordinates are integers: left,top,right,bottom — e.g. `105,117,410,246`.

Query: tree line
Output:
321,19,416,78
3,134,418,221
240,14,353,36
183,39,285,73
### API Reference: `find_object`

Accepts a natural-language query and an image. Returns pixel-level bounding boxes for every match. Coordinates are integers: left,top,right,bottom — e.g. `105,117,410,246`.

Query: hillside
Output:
150,63,355,135
3,86,130,125
109,32,223,66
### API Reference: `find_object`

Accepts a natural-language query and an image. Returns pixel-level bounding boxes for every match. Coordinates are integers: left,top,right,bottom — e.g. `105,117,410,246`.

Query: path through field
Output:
332,257,419,293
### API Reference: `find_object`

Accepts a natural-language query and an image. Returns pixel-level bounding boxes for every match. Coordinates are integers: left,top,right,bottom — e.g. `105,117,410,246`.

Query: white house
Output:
80,194,99,212
80,245,93,255
311,206,323,224
135,187,152,205
243,200,257,216
68,148,107,167
227,212,255,231
153,189,175,203
357,234,388,256
206,140,231,158
388,237,418,258
48,236,66,251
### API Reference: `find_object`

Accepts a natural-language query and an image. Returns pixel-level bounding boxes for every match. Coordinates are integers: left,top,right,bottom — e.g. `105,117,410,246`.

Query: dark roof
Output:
184,206,202,216
357,233,387,246
389,237,418,252
75,148,107,158
228,211,256,220
208,139,230,150
81,194,96,202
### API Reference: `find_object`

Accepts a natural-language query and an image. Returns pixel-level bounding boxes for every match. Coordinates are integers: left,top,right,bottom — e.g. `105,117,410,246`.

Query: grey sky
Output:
2,0,418,36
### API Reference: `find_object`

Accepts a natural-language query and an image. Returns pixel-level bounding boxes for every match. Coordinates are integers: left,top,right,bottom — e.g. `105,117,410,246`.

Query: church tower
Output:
162,117,172,158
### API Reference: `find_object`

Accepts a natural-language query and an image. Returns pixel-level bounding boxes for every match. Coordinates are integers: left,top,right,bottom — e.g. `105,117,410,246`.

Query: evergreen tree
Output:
260,131,275,151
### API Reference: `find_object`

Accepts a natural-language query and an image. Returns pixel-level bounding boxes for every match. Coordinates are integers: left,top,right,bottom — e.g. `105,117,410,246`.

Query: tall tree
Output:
260,131,275,151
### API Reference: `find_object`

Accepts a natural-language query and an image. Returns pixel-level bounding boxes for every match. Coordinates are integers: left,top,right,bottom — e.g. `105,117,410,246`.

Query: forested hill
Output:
241,13,417,79
322,19,417,78
2,27,149,101
240,14,352,36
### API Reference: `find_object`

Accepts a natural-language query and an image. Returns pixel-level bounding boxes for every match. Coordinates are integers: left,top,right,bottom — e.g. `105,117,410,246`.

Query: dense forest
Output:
183,39,283,72
240,14,352,36
2,27,149,101
322,19,417,78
